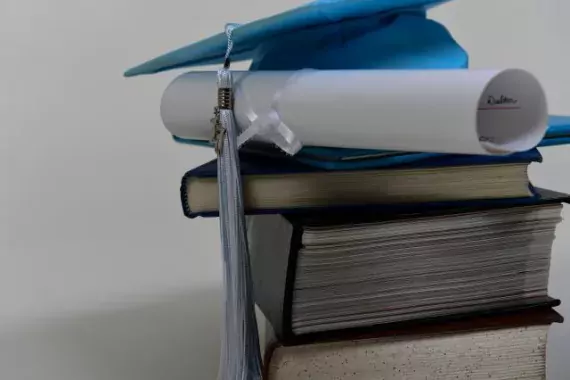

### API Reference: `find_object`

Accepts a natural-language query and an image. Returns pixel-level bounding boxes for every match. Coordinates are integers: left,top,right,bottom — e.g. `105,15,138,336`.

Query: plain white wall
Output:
1,0,568,379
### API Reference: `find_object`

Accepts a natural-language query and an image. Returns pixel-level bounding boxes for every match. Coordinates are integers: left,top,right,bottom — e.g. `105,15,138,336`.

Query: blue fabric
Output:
249,13,467,71
545,115,570,137
124,0,460,76
539,137,570,148
189,148,542,178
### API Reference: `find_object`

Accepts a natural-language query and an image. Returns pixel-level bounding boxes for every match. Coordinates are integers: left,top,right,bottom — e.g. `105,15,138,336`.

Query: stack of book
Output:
181,149,567,379
124,0,570,377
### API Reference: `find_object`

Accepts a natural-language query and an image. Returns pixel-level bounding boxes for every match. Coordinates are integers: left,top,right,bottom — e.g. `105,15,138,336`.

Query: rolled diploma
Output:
160,69,548,155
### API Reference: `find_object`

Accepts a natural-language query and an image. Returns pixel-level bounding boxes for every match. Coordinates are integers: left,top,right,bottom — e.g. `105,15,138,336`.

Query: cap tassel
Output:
214,24,263,380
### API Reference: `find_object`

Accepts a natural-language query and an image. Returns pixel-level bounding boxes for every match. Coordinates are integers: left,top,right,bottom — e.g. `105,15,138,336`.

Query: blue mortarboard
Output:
125,0,466,77
126,0,570,167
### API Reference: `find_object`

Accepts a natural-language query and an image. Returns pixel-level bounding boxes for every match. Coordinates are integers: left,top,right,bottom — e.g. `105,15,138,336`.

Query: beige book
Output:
183,161,533,216
264,310,562,380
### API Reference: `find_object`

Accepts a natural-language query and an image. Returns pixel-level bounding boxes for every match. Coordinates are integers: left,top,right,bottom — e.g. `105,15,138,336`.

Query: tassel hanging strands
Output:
213,24,263,380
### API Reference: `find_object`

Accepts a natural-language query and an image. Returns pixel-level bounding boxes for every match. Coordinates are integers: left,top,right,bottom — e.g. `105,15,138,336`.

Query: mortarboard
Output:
125,0,465,77
126,0,570,163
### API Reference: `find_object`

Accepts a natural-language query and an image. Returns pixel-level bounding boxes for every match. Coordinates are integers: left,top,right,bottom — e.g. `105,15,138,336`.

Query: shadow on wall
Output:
0,287,222,380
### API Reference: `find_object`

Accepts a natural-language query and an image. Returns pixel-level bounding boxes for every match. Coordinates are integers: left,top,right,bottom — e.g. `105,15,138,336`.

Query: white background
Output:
1,0,569,379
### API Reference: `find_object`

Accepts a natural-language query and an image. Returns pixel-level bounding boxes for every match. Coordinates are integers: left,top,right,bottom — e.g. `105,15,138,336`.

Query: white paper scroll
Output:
161,69,548,155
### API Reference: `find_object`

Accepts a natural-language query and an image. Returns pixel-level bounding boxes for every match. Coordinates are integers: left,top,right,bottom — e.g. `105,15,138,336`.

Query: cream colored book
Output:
181,152,540,217
264,310,563,380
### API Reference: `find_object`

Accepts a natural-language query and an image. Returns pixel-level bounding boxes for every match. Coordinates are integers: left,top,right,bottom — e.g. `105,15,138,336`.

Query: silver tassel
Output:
214,24,263,380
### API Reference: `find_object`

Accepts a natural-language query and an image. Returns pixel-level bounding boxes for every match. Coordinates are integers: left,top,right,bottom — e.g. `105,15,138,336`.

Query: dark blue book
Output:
181,149,544,218
248,188,569,341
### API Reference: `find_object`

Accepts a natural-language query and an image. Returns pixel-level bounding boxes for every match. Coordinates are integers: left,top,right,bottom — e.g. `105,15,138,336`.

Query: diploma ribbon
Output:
236,71,308,155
